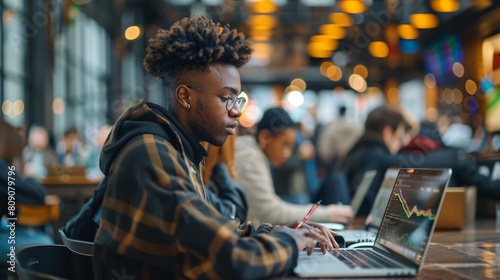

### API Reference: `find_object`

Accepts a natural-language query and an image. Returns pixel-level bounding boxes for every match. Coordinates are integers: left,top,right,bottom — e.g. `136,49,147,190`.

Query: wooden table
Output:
283,219,500,279
40,176,101,208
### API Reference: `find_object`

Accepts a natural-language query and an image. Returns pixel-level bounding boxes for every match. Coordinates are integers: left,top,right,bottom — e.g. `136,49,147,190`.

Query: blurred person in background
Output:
235,107,353,226
435,105,473,151
397,115,500,201
272,122,319,204
0,119,54,264
342,105,409,217
56,127,90,167
317,105,363,176
86,124,113,180
23,125,58,179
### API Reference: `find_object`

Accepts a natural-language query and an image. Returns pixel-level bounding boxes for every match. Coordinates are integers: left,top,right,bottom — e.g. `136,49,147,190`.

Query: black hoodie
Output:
93,100,298,279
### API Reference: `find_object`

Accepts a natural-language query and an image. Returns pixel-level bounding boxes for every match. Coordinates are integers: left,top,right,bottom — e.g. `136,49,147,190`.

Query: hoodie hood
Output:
99,100,207,175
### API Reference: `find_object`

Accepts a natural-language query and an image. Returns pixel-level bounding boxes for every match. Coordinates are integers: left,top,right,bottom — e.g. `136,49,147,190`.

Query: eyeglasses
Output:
185,85,246,111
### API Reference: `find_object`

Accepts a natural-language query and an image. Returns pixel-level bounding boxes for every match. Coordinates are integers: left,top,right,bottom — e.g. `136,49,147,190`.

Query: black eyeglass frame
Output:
185,85,246,111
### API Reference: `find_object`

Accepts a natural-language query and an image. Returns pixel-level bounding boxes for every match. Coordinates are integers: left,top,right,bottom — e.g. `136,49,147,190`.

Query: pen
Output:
295,200,322,230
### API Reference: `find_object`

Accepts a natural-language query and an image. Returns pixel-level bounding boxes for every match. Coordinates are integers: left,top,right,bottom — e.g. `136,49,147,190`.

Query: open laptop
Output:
320,170,377,231
294,168,452,278
337,168,399,246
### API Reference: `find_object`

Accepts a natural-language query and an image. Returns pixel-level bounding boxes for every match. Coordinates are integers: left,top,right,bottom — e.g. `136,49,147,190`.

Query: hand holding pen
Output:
295,200,322,229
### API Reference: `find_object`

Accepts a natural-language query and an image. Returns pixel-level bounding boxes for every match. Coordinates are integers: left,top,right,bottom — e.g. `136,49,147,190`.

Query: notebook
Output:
337,168,399,246
319,170,377,231
294,168,452,278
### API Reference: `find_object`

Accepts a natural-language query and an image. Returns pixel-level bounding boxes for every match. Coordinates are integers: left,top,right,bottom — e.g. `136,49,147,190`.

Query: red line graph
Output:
394,189,436,220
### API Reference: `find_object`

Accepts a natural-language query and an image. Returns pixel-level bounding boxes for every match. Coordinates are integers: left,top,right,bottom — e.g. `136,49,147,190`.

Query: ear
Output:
175,85,191,110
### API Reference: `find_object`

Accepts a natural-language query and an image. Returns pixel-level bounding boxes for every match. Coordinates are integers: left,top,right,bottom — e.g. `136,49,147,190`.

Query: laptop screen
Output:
374,168,451,265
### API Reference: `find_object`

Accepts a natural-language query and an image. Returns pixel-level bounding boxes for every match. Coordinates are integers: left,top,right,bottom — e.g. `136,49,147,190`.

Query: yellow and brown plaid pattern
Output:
94,101,298,279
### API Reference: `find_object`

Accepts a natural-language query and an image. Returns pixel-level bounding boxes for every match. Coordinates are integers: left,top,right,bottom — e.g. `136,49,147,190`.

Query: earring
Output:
186,104,191,111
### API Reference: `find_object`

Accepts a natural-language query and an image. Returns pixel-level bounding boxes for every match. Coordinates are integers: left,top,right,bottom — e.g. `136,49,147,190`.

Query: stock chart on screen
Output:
376,169,450,265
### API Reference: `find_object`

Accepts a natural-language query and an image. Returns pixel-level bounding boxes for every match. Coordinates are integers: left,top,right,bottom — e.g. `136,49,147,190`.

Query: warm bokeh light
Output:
249,29,273,41
465,79,477,95
453,89,463,104
353,64,368,79
2,100,12,115
291,78,307,92
387,87,400,104
348,74,367,92
307,40,337,51
124,26,141,41
424,73,437,89
320,61,334,76
327,65,342,81
368,41,389,58
430,0,460,13
286,91,304,107
12,100,24,115
442,88,454,104
284,85,301,93
339,0,366,14
397,24,419,40
240,103,261,128
319,24,346,39
310,35,339,50
452,62,464,77
307,47,332,58
410,13,439,29
251,0,278,13
246,15,278,29
426,107,439,122
329,12,353,27
53,97,65,115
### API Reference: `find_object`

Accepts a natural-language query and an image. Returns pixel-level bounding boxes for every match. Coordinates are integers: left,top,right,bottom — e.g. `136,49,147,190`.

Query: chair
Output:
17,195,61,238
16,244,94,280
58,227,94,256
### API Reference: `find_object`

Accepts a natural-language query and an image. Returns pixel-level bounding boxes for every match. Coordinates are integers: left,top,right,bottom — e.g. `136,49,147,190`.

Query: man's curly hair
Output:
144,15,252,84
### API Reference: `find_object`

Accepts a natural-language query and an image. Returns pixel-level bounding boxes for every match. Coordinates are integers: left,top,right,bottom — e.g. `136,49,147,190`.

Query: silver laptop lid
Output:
373,168,452,266
350,170,377,218
365,168,399,230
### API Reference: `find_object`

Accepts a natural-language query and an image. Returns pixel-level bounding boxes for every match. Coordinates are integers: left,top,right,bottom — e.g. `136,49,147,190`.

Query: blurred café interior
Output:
1,0,500,278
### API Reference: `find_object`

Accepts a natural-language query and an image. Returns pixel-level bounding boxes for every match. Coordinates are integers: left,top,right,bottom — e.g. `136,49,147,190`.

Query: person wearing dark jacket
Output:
93,15,336,280
342,105,408,217
397,122,500,200
0,119,53,265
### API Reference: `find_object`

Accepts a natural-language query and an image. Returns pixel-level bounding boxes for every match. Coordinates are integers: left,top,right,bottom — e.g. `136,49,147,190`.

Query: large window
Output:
1,0,27,127
53,8,111,143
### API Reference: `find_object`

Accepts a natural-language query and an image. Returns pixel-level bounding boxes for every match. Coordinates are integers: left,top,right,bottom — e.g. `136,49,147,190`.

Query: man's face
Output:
186,63,242,146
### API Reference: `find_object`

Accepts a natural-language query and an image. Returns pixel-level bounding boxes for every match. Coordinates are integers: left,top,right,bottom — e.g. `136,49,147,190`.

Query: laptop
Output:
294,168,452,278
319,170,377,231
337,168,399,246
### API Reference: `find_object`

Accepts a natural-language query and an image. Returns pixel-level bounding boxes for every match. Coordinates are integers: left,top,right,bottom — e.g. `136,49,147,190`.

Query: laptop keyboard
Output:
330,249,402,269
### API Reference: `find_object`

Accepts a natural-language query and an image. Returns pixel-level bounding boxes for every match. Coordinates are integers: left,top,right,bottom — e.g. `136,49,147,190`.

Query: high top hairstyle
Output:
143,15,253,111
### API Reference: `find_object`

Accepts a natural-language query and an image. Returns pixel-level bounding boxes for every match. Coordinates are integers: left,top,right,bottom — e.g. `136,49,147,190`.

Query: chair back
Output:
17,195,60,227
16,244,94,280
58,228,94,256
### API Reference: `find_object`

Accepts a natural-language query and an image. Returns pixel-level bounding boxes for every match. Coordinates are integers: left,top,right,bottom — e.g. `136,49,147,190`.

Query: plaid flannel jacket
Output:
93,101,298,279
